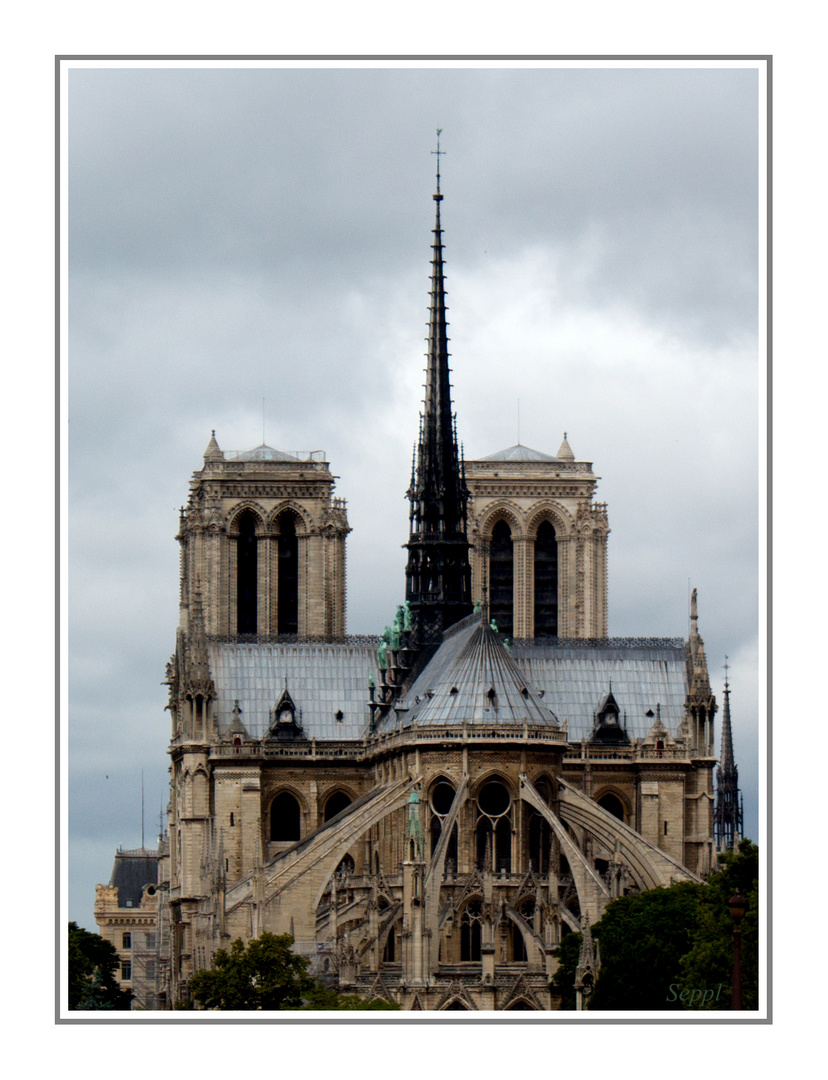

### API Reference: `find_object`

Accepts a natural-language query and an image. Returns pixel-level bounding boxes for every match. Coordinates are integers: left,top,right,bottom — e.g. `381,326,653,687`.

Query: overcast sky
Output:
67,62,761,932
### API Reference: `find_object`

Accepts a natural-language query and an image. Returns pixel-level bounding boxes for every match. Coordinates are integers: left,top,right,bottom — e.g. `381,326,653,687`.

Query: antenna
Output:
141,770,145,849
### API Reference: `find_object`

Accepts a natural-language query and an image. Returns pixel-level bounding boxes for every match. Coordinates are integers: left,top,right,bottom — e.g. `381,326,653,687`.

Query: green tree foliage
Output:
587,882,703,1011
184,933,399,1011
549,930,583,1011
68,922,133,1010
581,840,759,1011
679,839,759,1010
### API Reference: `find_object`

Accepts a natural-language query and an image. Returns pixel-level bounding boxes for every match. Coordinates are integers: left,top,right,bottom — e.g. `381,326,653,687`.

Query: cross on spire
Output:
432,128,445,198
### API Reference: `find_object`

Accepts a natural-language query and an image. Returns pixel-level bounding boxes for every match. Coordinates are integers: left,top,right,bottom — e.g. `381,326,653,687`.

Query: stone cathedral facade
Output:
148,165,721,1012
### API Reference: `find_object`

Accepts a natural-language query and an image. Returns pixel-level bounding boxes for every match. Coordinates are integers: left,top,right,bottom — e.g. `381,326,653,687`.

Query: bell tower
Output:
176,433,350,641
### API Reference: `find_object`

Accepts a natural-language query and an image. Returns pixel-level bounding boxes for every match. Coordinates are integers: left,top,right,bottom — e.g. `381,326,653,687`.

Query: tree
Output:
575,840,759,1011
549,930,583,1011
587,882,703,1011
184,933,399,1011
679,839,759,1010
68,922,133,1010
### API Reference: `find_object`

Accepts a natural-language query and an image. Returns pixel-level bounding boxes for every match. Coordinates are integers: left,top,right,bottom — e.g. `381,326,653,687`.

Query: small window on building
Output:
145,933,156,949
125,900,133,907
230,812,235,826
122,932,131,948
664,821,668,835
121,960,132,980
145,960,155,978
335,710,344,722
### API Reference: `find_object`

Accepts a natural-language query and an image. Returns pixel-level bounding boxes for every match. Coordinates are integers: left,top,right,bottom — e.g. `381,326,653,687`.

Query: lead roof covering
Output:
208,637,689,742
209,642,377,740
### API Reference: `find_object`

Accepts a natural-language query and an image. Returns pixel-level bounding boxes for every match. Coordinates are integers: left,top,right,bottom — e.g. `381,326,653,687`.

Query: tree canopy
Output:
551,840,759,1011
68,922,133,1010
183,933,399,1011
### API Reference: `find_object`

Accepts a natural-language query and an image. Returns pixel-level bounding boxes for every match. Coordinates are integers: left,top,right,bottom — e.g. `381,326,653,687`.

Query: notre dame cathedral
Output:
111,154,731,1012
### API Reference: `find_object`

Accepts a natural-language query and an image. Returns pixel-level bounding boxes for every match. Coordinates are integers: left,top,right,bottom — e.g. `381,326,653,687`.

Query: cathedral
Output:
108,154,732,1012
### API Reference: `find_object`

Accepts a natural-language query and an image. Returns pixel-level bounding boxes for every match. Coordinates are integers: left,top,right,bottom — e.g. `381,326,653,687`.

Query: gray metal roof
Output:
207,637,688,744
477,443,558,462
209,642,377,740
381,615,559,730
511,641,688,740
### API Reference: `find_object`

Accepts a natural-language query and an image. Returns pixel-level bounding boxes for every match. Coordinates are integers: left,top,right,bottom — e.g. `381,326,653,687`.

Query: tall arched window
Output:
489,520,514,636
270,791,301,842
460,900,483,961
475,779,512,872
236,510,258,634
277,513,299,635
533,520,558,637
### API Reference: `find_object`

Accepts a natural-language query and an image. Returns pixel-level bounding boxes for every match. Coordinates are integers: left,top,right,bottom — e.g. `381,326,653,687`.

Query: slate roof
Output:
110,849,160,908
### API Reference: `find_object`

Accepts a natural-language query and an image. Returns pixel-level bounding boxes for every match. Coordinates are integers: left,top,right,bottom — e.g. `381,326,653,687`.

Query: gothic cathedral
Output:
144,156,726,1011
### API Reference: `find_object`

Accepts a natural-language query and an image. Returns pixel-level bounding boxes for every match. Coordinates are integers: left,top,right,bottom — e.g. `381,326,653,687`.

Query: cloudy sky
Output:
66,61,762,932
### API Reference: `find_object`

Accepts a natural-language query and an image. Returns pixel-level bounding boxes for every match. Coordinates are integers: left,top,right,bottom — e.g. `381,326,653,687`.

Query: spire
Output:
404,133,472,645
556,432,575,461
203,429,222,464
720,660,734,773
714,659,743,851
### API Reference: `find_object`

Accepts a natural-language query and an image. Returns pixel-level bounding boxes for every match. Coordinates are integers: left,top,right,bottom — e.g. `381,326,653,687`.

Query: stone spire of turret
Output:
687,587,712,697
203,429,223,464
183,580,215,699
556,432,575,460
404,132,472,645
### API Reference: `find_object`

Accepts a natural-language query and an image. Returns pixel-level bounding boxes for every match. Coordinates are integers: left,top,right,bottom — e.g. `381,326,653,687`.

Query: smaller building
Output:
94,843,167,1010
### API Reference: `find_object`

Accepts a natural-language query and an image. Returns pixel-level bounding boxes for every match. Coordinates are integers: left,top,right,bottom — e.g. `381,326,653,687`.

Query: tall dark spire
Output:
714,660,744,851
404,133,472,645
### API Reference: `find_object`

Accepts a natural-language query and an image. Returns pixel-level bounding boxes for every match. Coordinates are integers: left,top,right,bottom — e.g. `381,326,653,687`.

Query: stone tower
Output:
404,144,473,645
176,435,350,641
465,435,609,640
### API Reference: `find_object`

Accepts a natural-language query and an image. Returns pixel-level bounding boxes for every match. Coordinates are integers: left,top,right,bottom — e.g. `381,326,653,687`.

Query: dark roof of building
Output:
110,849,160,908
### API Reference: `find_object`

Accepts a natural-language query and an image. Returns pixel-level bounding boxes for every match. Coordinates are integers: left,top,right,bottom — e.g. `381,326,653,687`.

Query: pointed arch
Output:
231,508,262,634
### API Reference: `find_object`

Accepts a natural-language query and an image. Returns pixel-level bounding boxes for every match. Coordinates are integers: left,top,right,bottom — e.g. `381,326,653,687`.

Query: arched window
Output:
277,513,299,635
382,925,396,963
270,791,301,842
489,520,514,636
324,791,352,821
429,778,459,872
460,900,483,961
475,779,512,872
236,510,258,634
598,793,625,821
533,520,558,636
